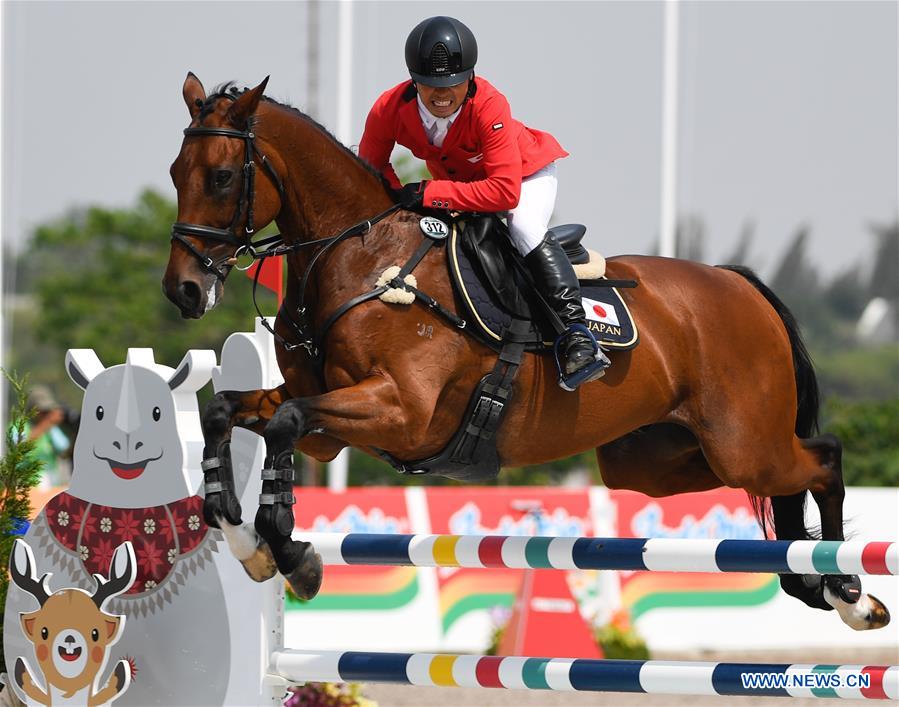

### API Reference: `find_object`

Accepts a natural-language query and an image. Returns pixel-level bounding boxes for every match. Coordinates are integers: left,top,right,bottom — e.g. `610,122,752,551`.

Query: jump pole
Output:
262,533,898,701
296,532,899,576
269,650,899,700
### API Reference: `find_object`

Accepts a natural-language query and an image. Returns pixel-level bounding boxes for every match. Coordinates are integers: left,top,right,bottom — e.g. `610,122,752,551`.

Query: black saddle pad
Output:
445,220,639,352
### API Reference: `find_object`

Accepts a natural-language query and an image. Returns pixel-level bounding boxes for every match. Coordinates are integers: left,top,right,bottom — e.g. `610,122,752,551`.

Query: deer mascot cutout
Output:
9,539,136,707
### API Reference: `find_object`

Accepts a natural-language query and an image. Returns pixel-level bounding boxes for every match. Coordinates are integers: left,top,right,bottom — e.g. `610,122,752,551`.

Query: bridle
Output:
170,119,285,282
169,102,405,357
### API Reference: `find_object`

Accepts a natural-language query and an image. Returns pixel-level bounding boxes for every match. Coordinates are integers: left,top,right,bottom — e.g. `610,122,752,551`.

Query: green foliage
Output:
284,682,376,707
822,397,899,487
813,345,899,400
11,190,274,408
392,152,431,184
595,620,651,660
0,371,46,667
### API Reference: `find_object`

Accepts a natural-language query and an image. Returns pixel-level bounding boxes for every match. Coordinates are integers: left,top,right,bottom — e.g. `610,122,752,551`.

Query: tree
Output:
868,219,899,303
823,397,899,486
10,190,275,407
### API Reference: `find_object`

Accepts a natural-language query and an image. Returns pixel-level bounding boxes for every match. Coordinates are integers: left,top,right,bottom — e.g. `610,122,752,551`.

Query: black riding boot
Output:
524,234,610,389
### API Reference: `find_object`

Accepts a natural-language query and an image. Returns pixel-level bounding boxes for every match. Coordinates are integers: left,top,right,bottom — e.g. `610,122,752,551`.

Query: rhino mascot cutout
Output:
4,326,281,706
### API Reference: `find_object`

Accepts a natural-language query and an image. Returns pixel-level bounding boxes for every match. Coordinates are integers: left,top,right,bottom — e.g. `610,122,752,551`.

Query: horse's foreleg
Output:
255,395,322,600
255,374,429,600
201,386,291,583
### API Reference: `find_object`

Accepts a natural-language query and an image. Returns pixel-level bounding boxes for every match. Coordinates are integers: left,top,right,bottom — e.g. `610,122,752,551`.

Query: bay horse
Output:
162,73,889,631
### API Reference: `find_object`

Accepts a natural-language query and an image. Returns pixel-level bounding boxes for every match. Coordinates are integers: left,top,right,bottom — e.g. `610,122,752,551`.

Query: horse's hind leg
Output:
781,434,890,630
254,373,438,600
767,434,889,630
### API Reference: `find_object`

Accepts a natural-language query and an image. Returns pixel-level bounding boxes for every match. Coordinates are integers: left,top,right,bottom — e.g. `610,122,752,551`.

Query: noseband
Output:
171,122,285,282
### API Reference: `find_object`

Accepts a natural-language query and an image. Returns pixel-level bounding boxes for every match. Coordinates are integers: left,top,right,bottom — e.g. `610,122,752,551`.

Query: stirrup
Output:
553,324,610,392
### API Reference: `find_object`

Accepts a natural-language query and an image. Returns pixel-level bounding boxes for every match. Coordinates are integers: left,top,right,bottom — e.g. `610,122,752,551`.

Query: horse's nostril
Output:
178,280,202,309
113,441,121,450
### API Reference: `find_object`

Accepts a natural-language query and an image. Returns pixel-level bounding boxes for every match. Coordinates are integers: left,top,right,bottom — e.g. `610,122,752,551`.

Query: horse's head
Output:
163,73,285,318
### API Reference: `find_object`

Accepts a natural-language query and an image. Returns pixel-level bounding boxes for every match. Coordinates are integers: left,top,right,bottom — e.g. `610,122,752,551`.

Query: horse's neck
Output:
272,108,393,240
270,106,396,313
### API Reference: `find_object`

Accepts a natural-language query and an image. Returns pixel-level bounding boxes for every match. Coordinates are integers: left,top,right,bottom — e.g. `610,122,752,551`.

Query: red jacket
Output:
359,77,568,212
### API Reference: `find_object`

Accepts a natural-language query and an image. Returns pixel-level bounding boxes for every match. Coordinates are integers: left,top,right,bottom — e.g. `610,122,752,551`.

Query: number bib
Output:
419,216,449,240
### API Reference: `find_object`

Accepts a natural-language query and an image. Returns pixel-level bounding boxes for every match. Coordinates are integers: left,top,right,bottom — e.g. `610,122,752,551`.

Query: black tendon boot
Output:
255,451,323,600
524,233,610,390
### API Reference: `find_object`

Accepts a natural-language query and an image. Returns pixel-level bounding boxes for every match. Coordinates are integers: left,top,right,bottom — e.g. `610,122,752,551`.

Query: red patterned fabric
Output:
44,493,209,594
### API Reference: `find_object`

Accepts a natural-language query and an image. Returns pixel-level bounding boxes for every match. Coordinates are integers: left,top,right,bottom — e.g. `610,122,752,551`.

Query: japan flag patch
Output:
583,296,620,326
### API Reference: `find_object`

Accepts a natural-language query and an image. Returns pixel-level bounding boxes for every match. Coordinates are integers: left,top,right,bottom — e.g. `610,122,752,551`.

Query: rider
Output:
358,16,610,390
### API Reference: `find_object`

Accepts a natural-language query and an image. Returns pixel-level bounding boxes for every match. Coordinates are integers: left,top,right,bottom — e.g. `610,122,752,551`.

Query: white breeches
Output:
506,162,558,256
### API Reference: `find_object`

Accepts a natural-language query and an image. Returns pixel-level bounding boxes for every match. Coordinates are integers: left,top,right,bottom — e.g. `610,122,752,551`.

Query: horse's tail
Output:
716,264,820,540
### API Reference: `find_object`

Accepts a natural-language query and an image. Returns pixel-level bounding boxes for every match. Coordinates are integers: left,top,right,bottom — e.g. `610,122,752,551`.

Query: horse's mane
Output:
202,82,392,193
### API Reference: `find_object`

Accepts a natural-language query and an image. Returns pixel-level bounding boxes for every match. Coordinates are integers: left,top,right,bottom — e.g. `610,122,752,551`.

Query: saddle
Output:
371,214,638,483
450,215,638,350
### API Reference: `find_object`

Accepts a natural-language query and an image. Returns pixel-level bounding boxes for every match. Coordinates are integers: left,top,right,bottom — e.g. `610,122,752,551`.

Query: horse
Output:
162,73,889,631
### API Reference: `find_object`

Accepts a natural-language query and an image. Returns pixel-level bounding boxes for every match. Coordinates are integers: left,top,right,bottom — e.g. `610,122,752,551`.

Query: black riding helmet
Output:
405,16,478,88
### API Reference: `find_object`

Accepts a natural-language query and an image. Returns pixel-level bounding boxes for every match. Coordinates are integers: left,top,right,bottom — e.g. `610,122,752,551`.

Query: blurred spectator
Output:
19,386,72,488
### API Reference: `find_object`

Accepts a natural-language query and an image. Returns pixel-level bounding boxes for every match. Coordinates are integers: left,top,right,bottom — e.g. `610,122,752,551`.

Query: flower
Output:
188,515,200,531
167,548,177,564
100,517,112,533
144,580,157,590
143,518,157,535
79,545,89,561
58,511,70,527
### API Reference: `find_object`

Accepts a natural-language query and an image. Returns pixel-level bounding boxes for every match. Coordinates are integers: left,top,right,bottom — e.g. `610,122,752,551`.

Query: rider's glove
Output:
396,181,428,209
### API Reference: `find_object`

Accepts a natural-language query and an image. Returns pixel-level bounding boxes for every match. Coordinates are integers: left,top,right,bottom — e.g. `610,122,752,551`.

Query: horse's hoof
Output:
285,544,323,600
824,583,892,631
864,593,891,630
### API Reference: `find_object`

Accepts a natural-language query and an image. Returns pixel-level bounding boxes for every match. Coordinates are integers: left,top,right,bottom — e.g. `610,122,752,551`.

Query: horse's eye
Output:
91,628,99,641
214,169,233,188
96,406,104,420
41,627,48,640
153,406,161,422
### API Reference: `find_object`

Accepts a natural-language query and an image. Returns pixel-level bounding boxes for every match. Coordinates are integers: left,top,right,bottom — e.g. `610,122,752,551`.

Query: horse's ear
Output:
227,76,269,129
183,72,207,119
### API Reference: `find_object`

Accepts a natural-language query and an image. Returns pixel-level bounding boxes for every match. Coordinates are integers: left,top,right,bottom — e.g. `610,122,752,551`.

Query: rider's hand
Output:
396,181,428,209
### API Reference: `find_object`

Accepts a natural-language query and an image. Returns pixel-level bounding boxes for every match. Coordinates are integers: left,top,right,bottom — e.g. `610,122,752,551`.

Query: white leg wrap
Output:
219,518,259,562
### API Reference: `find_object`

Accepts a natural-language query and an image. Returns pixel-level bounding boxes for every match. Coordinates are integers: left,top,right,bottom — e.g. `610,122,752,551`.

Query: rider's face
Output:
416,81,469,118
